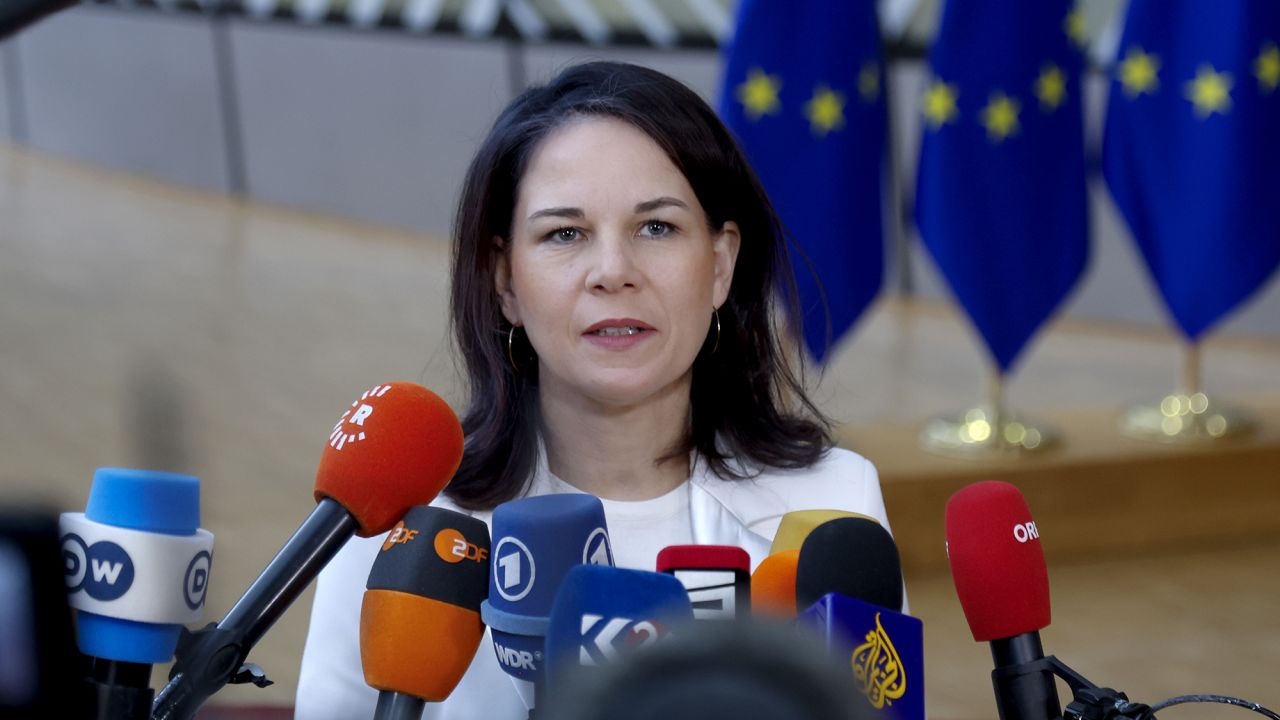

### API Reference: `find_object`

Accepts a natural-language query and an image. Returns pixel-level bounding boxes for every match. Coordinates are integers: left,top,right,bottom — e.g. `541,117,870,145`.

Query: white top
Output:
295,446,893,720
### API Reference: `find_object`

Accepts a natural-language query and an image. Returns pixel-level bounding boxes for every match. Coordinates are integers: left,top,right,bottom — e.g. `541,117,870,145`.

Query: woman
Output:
296,60,893,719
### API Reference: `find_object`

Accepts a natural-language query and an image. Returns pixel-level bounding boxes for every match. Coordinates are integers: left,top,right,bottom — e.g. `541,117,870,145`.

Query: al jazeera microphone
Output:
795,518,923,720
361,506,490,720
946,481,1058,720
656,545,750,621
58,468,214,720
153,382,464,720
481,494,616,713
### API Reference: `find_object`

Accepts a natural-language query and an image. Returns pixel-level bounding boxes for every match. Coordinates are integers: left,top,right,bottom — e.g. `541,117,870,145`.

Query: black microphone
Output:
795,517,903,613
152,382,464,720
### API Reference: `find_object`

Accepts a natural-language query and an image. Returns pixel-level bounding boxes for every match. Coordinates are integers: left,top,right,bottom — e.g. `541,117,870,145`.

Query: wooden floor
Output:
2,145,1278,718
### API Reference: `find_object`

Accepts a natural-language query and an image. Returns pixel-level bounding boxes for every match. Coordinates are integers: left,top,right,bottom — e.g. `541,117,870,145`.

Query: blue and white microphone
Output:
59,468,214,720
795,518,923,720
480,494,615,713
543,564,693,693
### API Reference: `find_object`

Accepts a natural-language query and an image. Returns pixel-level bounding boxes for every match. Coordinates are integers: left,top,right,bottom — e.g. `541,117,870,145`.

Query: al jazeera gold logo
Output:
851,612,907,709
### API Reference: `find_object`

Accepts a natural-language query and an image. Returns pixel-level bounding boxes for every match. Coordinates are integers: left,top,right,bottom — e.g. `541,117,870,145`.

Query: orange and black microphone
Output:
362,505,490,720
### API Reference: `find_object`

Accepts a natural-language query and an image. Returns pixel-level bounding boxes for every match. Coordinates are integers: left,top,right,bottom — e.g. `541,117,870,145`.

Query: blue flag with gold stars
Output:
915,0,1088,373
1103,1,1280,340
719,0,885,363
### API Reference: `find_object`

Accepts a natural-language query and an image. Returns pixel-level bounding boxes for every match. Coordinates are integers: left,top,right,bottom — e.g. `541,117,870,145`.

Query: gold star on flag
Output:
804,86,846,137
1064,3,1087,48
858,62,881,103
1035,64,1067,111
1256,43,1280,94
980,92,1021,143
1118,46,1160,97
735,68,782,121
1184,65,1233,118
922,80,959,129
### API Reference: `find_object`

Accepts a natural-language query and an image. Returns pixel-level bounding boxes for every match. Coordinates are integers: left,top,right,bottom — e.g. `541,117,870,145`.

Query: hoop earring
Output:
507,325,522,373
711,307,721,355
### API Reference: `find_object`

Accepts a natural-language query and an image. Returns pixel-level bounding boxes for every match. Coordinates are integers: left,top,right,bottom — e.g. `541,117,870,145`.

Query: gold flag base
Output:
1118,392,1254,443
919,406,1056,459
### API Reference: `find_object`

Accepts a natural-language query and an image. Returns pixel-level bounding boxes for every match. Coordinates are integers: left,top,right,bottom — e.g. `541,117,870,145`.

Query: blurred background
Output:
2,0,1278,717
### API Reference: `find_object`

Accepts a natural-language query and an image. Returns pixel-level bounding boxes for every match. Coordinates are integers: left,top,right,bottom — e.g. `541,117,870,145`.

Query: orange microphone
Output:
362,506,490,719
155,382,464,720
750,549,800,618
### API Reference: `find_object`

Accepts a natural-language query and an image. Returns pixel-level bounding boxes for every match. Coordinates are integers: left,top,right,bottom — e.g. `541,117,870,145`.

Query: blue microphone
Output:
480,494,615,712
59,468,214,720
543,564,693,692
795,518,923,720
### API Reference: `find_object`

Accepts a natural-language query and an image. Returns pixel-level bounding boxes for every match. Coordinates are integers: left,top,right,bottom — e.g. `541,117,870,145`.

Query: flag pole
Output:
1118,336,1253,442
919,360,1055,459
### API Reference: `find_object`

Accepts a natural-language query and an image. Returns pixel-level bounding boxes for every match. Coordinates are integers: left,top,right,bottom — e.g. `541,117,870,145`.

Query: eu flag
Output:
915,0,1088,373
720,0,886,363
1103,1,1280,340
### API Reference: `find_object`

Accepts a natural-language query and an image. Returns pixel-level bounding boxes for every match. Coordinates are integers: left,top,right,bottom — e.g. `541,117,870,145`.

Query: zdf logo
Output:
381,521,420,551
434,528,488,564
1013,521,1040,544
61,533,135,601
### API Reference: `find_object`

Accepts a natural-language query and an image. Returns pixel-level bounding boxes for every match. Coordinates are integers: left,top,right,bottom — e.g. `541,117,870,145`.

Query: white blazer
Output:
295,446,892,720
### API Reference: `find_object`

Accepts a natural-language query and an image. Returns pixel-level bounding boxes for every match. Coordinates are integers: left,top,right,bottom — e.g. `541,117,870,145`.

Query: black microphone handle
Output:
990,632,1062,720
374,691,427,720
153,497,361,720
84,657,152,720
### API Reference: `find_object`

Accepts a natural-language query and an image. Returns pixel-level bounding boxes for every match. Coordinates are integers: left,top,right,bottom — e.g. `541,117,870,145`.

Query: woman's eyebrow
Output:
527,206,584,221
634,197,689,213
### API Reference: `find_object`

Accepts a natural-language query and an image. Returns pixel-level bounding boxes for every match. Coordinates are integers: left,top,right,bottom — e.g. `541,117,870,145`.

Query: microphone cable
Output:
1150,694,1280,720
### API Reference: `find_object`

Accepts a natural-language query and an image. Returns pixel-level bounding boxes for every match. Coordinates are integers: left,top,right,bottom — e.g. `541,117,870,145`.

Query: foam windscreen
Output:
314,383,464,537
945,481,1050,642
770,510,878,554
795,518,902,612
750,550,799,618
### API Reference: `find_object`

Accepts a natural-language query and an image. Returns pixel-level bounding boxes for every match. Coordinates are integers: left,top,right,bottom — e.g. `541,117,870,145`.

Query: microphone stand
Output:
992,655,1154,720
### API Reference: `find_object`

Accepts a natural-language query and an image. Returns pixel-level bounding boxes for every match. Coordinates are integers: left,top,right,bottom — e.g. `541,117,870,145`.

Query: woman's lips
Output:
582,318,656,349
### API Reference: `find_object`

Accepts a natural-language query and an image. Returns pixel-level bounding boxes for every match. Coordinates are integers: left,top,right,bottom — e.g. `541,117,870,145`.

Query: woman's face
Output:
495,116,740,409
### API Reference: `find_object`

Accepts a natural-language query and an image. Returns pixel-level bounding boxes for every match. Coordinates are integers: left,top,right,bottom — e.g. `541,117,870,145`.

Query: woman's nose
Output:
585,234,641,292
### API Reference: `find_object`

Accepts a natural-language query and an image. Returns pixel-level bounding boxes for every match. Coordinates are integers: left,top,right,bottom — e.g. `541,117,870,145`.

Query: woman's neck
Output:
537,377,692,502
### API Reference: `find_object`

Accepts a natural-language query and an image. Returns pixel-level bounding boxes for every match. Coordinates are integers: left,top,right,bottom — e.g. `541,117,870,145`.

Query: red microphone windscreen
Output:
945,481,1051,642
315,383,464,537
656,545,750,573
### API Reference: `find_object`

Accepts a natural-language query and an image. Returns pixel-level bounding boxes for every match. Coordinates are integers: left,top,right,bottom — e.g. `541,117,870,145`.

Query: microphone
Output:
153,382,464,720
946,481,1058,720
361,506,491,720
480,493,616,712
750,549,799,618
771,509,879,554
543,564,693,693
58,468,214,720
656,544,750,620
795,518,923,720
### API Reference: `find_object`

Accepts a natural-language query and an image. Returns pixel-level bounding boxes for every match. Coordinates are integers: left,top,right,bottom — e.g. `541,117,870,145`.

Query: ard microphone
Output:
480,494,616,712
656,545,749,620
750,550,799,618
59,468,213,720
153,382,463,720
543,564,693,692
795,518,923,720
361,506,490,720
946,481,1057,720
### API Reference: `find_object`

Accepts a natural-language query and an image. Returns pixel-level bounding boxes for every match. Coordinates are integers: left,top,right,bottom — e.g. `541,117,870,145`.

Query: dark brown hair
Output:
446,60,831,510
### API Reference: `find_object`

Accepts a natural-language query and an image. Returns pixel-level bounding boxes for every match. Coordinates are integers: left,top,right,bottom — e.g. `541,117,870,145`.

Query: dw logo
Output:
492,537,536,602
61,534,135,601
184,551,212,610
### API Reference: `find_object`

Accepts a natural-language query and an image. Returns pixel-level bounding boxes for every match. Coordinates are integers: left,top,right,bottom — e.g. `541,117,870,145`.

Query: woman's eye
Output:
546,227,581,243
642,221,673,237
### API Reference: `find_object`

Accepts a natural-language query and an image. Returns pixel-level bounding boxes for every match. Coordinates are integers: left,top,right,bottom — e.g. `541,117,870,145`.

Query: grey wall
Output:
3,6,1278,337
14,6,231,192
